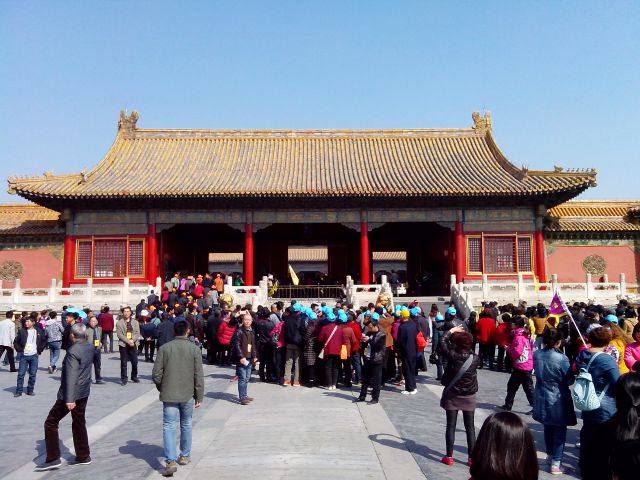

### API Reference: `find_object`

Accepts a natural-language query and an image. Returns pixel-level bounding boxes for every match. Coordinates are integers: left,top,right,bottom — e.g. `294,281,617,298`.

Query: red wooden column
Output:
454,220,465,282
62,235,75,287
360,222,370,284
244,223,254,285
147,223,158,285
535,229,547,282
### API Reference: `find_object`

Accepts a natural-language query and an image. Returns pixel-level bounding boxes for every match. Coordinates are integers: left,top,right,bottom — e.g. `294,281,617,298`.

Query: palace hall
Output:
5,111,637,293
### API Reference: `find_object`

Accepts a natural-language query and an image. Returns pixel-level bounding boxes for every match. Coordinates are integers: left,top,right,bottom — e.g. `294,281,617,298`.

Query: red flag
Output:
549,292,567,316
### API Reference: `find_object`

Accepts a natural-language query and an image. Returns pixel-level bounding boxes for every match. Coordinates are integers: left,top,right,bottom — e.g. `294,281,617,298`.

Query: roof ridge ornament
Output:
472,111,492,135
118,110,139,133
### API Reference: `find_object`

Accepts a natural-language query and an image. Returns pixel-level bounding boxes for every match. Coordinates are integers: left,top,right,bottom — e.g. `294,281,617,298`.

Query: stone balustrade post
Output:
517,272,524,300
156,277,162,293
620,273,627,295
86,278,93,304
13,278,21,304
586,273,593,300
49,278,57,303
122,277,130,305
482,274,489,299
603,274,609,283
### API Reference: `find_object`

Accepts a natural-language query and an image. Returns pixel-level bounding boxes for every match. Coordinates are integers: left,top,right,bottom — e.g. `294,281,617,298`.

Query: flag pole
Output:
555,289,588,347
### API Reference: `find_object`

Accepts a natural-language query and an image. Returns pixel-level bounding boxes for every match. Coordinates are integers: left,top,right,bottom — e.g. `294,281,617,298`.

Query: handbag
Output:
440,355,474,408
318,325,338,360
340,344,348,361
429,352,438,364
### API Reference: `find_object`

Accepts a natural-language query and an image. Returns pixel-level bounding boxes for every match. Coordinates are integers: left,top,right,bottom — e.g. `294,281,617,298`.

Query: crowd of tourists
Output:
1,272,640,479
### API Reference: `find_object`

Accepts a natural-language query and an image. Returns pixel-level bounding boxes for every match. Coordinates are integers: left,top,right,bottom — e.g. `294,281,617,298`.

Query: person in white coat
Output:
0,310,17,372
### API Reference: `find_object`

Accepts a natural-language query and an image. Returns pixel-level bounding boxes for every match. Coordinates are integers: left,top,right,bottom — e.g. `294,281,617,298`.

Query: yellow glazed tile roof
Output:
547,200,640,232
0,204,62,235
7,112,596,203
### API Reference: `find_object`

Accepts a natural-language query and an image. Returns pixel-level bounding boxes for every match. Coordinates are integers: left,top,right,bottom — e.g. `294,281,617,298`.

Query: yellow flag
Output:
288,264,299,286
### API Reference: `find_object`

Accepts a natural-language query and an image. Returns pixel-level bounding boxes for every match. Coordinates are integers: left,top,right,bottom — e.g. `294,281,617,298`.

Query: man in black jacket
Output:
61,311,78,350
356,313,386,404
14,315,47,397
35,323,94,471
282,303,306,386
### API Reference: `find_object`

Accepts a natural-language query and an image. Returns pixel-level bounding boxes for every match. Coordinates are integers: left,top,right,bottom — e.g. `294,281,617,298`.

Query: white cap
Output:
140,309,149,317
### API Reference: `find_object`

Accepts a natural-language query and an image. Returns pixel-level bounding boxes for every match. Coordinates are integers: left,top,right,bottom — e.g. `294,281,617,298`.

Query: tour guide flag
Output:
549,290,587,347
549,292,568,316
288,264,300,286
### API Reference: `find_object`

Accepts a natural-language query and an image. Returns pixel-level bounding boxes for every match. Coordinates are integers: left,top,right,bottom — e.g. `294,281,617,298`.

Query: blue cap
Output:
604,314,618,324
435,313,444,321
327,312,336,322
446,306,457,315
371,312,380,321
337,310,348,323
308,311,317,320
322,306,332,315
409,307,420,317
292,303,302,312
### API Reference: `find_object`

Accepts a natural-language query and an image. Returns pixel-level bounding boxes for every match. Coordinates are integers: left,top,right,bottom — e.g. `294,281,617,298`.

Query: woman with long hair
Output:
469,411,538,480
611,372,640,480
601,318,633,374
438,325,481,466
532,328,576,474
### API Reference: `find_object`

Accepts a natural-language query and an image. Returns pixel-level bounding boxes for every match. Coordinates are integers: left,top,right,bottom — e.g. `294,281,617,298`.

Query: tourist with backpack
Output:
500,316,534,414
254,307,276,382
574,325,620,480
532,328,576,475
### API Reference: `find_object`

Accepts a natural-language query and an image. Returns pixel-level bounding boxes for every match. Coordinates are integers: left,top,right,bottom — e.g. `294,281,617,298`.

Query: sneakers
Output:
282,380,291,386
177,455,191,466
292,382,301,387
13,392,22,398
48,366,53,374
245,396,254,402
240,398,251,405
34,458,62,472
162,461,178,477
95,380,105,385
68,456,92,466
441,456,454,466
26,392,35,396
368,399,379,405
550,465,566,475
401,389,417,395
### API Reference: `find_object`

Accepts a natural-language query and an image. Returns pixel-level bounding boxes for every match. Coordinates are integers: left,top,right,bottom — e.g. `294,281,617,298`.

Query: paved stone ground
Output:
0,345,582,480
377,345,582,479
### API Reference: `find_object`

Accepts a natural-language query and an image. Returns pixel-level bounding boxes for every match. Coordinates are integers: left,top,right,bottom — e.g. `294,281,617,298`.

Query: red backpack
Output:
416,331,428,352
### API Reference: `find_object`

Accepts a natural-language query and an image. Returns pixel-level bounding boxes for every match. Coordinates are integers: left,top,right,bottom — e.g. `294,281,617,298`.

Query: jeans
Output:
16,354,38,394
162,400,194,464
44,397,89,462
543,424,567,466
48,341,62,368
284,344,302,383
237,362,252,399
119,346,138,382
504,369,534,409
93,348,102,382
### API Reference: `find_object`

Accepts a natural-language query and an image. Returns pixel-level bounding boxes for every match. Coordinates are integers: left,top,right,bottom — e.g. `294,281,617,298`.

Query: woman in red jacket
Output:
475,309,497,369
318,312,342,390
217,315,236,366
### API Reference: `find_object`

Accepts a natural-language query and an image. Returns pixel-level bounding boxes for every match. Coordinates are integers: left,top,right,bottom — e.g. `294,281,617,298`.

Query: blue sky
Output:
1,1,638,203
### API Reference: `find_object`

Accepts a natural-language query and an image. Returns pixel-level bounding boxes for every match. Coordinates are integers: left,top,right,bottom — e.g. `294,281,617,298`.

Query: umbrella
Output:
66,307,88,319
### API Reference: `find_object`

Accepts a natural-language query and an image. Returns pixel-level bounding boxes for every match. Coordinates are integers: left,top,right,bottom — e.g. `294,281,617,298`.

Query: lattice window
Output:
76,241,92,277
128,240,144,277
467,237,482,273
517,237,532,272
484,237,516,273
93,240,127,277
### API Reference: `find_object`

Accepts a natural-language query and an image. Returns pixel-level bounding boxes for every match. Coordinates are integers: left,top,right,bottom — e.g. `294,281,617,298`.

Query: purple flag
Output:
549,292,567,316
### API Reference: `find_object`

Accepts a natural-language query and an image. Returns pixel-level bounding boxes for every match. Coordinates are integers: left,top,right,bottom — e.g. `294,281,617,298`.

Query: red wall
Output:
547,245,639,283
0,249,62,288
